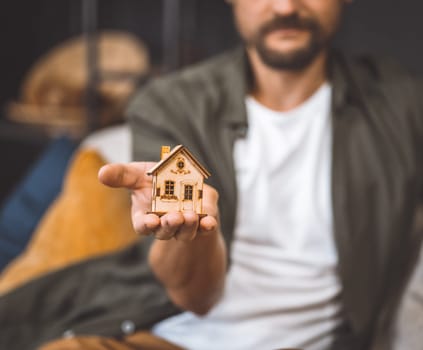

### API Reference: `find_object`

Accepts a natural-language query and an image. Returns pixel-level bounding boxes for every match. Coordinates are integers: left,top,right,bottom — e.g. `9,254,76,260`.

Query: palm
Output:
99,161,219,239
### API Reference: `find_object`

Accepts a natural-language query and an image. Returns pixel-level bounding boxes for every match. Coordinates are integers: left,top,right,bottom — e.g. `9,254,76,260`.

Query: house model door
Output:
181,182,195,211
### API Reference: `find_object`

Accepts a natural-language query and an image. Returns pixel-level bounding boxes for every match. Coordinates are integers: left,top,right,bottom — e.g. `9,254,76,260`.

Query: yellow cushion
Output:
0,149,138,295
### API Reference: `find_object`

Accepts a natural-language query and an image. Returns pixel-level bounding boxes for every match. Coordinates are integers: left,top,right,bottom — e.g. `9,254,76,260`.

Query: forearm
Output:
149,230,227,315
99,158,226,314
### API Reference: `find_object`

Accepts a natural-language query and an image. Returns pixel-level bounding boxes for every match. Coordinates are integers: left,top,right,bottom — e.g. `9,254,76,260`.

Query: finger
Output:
199,215,218,234
154,212,185,240
133,212,161,236
98,162,156,190
202,184,219,218
174,211,199,242
198,184,219,234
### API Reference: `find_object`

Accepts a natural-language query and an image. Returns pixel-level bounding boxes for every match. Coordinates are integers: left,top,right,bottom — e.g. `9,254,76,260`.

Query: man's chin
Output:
255,43,322,71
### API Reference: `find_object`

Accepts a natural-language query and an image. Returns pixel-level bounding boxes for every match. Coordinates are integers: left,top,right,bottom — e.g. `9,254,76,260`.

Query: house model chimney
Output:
161,146,171,160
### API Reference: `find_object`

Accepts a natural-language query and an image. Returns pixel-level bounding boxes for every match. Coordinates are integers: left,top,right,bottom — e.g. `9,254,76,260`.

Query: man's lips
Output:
266,28,308,40
266,27,308,38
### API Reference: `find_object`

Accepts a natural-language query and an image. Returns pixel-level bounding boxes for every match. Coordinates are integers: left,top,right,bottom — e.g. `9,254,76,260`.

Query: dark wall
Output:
335,0,423,75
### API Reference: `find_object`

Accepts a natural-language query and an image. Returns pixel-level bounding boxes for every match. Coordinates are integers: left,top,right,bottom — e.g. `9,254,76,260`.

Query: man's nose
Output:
271,0,299,16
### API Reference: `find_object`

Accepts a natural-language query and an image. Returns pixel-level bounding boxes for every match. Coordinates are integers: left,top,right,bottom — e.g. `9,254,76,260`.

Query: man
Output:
44,0,422,349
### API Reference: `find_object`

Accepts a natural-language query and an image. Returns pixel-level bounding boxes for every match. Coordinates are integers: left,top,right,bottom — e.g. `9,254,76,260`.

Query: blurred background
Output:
0,0,422,205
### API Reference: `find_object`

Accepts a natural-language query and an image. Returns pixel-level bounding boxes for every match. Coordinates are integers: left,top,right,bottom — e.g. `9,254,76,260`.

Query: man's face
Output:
229,0,347,70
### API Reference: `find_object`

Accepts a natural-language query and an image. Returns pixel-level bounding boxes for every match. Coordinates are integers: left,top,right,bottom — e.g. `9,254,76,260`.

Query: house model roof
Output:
146,145,211,178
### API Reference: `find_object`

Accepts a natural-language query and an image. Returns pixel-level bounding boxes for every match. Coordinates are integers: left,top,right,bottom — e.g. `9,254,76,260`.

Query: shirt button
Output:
235,125,248,137
63,329,75,338
121,320,135,335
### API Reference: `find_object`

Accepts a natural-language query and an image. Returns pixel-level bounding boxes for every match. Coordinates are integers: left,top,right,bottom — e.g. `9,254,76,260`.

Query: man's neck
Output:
247,48,328,112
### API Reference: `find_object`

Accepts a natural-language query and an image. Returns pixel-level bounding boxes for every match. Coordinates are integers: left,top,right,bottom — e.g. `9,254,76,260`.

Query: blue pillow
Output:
0,136,77,271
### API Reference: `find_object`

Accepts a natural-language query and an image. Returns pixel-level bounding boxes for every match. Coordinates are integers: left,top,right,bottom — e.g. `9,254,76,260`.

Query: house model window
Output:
147,145,211,217
165,180,175,196
184,185,193,200
177,159,185,169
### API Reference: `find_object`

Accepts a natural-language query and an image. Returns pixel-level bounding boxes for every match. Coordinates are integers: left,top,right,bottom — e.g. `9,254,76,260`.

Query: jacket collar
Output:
328,49,350,113
219,47,249,128
219,46,351,124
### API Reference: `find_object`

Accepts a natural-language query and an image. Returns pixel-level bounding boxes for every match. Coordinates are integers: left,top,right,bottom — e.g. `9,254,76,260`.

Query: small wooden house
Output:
147,145,211,216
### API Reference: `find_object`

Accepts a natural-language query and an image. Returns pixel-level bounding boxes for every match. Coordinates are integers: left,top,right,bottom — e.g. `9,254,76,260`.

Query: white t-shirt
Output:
153,83,344,350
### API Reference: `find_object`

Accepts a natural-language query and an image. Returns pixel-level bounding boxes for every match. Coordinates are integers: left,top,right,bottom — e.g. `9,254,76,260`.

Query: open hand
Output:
98,162,219,242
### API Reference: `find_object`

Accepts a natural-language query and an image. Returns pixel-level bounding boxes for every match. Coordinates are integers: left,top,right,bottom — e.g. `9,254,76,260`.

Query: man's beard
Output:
248,14,328,71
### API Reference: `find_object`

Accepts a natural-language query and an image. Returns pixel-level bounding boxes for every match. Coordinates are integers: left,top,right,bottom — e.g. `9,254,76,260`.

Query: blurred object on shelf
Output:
6,30,150,137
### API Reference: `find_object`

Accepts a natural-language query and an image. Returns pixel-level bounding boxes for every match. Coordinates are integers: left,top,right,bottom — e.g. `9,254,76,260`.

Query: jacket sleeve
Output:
127,82,180,161
126,71,214,163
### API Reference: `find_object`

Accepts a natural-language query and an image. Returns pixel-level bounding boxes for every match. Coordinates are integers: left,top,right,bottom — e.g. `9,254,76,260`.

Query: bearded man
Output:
41,0,423,349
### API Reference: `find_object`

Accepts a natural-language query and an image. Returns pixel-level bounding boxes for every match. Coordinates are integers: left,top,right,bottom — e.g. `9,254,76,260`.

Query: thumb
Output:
98,162,156,190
